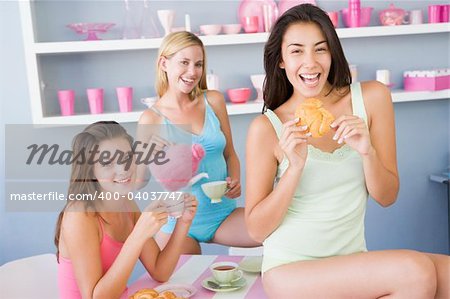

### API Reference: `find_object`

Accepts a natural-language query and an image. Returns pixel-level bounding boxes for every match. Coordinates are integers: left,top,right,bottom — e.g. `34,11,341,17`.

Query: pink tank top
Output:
57,216,128,298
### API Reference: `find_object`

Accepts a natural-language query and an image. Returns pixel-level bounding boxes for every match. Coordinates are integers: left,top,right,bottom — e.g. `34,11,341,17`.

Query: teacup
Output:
210,262,243,286
201,181,228,203
160,195,184,218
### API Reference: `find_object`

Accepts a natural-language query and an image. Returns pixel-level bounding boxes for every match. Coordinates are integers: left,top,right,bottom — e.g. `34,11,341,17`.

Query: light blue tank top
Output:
150,93,236,218
262,83,369,273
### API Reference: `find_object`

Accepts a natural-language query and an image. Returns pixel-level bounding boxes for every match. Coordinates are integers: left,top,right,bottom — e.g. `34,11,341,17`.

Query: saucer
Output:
238,256,263,273
154,283,196,297
201,276,246,292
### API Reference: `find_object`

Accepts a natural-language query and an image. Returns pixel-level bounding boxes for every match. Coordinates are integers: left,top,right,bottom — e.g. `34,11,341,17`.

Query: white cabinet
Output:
19,1,450,125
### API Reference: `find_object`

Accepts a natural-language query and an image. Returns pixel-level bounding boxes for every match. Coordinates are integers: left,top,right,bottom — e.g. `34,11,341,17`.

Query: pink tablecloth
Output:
124,255,267,299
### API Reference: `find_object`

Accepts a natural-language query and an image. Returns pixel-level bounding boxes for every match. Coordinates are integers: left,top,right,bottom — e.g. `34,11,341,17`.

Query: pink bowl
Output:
227,88,251,104
200,24,222,35
223,24,242,35
341,7,373,27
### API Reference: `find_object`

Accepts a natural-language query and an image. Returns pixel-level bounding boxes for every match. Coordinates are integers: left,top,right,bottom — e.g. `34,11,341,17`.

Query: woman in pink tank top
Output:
55,121,198,299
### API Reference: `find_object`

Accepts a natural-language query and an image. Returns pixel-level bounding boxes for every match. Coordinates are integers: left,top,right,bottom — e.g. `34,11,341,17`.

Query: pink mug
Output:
86,88,104,114
440,5,450,22
116,87,133,113
327,11,339,28
57,90,75,116
242,16,259,33
428,5,441,23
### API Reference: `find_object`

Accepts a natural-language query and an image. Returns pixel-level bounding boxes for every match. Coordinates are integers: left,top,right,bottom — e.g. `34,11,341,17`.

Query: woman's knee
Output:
397,250,437,297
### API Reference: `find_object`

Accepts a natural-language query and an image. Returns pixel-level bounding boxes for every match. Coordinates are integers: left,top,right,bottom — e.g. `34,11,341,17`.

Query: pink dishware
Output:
200,24,222,35
222,24,242,34
57,90,75,116
242,16,259,33
441,5,450,22
341,7,373,27
86,88,104,114
379,3,408,26
149,143,207,192
227,88,251,104
428,5,441,23
278,0,316,16
116,87,133,113
67,23,115,41
404,69,450,91
327,11,339,27
238,0,278,33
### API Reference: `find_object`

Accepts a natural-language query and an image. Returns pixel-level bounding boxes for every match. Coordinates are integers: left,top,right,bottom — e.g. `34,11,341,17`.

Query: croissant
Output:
129,288,159,299
295,98,335,138
156,291,177,299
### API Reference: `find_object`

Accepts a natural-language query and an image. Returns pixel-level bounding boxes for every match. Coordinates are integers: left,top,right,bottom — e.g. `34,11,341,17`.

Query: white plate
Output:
238,256,263,273
201,276,247,293
154,283,197,298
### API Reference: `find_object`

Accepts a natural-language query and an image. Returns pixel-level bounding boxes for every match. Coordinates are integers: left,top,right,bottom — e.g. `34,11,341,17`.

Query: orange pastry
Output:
157,291,177,299
295,98,335,138
129,288,159,299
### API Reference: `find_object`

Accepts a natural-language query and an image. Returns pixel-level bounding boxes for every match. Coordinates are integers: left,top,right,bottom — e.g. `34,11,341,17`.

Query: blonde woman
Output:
138,31,259,253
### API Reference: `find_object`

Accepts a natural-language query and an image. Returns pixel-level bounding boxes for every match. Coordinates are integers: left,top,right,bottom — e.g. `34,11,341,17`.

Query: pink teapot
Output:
149,143,208,191
379,3,408,26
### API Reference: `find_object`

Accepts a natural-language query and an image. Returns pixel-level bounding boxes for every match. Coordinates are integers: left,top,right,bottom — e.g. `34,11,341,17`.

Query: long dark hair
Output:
54,121,133,261
263,4,352,111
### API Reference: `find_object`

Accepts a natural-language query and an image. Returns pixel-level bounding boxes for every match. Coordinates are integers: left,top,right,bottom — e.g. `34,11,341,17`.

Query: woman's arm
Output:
139,195,197,282
134,109,170,190
62,206,165,299
245,115,308,242
206,90,241,198
332,81,399,206
361,81,399,206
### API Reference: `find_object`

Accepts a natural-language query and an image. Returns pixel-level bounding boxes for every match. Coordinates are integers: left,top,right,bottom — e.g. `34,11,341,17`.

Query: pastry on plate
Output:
129,288,159,299
295,98,335,138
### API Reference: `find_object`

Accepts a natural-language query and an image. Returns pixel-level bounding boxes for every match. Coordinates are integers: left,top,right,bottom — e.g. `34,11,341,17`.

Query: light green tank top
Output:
262,83,369,273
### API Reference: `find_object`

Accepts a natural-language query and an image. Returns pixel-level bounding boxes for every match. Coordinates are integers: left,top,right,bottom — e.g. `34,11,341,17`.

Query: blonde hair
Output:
155,31,207,100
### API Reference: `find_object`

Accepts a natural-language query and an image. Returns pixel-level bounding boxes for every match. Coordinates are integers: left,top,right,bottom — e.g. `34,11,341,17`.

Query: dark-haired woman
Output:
55,121,197,298
245,4,449,298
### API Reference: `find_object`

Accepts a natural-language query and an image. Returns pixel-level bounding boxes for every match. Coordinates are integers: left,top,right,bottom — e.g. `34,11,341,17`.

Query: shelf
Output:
391,89,450,103
36,90,449,125
32,23,450,54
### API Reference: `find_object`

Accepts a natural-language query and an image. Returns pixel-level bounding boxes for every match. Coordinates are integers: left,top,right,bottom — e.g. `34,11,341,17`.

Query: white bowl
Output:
200,24,222,35
222,24,242,34
201,180,228,203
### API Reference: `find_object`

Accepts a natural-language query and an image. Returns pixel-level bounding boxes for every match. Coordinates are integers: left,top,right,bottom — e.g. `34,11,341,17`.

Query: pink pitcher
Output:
149,143,208,191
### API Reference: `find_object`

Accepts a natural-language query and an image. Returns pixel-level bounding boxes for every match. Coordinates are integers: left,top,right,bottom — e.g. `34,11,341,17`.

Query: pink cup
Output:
327,11,339,27
57,90,75,116
86,88,104,114
440,5,450,22
428,5,441,23
116,87,133,113
242,16,259,33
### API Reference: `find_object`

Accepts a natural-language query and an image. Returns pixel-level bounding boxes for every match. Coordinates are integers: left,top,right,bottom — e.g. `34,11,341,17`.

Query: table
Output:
124,255,267,299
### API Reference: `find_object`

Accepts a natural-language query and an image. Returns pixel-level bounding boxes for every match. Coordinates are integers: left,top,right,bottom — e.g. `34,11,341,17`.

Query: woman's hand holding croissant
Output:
279,118,310,170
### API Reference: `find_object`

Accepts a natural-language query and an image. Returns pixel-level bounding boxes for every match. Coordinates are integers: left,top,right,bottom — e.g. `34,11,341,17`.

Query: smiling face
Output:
93,137,135,195
279,22,332,99
161,45,204,95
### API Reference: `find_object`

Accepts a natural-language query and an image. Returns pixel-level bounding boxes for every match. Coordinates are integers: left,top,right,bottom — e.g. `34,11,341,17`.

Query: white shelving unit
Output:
31,23,450,54
19,1,450,125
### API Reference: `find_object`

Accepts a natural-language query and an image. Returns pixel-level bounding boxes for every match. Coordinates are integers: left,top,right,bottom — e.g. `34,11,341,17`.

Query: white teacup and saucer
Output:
201,261,246,292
